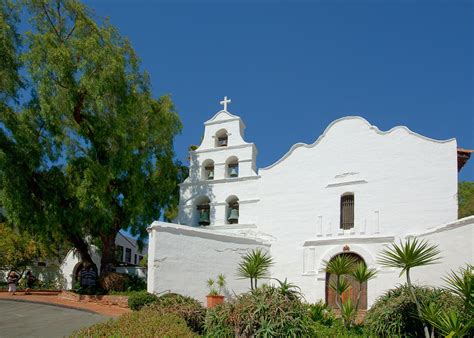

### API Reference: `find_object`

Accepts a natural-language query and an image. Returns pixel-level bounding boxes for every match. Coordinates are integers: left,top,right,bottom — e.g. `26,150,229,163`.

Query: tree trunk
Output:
99,233,116,275
406,269,430,338
70,235,94,266
335,274,342,311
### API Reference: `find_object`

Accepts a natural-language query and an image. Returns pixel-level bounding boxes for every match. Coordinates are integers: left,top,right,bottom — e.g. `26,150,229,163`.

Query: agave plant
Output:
378,237,441,338
237,248,274,290
274,278,303,300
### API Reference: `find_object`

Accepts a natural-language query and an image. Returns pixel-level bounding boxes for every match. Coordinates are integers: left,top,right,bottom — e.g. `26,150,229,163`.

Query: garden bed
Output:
58,291,129,308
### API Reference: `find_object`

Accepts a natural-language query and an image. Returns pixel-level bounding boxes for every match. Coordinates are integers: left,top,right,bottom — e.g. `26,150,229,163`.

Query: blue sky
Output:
85,0,473,181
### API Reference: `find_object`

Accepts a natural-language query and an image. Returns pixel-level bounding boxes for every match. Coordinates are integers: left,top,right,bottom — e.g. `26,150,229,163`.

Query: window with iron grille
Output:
340,194,354,230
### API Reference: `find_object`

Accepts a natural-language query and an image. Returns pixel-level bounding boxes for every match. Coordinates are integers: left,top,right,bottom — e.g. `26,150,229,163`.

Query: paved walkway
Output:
0,292,130,317
0,299,109,337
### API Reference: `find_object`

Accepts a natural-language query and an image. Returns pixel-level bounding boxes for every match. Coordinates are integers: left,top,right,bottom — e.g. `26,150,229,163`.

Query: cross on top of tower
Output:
220,96,231,111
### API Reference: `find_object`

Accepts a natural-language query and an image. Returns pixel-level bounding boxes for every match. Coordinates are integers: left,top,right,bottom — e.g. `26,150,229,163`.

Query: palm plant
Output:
378,237,441,338
350,261,377,312
237,248,274,290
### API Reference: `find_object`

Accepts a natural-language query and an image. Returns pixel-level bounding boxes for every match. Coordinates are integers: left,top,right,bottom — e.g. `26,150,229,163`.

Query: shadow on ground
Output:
0,299,109,338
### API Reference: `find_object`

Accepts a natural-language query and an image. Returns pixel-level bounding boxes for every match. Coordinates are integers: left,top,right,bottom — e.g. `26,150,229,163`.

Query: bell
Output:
207,170,214,180
229,166,238,178
228,208,239,223
199,209,210,225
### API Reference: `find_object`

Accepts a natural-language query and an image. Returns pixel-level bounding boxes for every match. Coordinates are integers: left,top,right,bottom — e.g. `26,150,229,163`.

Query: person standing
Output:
7,271,19,295
25,271,37,295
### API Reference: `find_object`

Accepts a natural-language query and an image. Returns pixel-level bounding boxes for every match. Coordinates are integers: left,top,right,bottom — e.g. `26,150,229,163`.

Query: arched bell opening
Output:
226,156,239,178
201,159,215,181
195,196,211,226
215,129,228,147
226,196,239,224
325,252,367,310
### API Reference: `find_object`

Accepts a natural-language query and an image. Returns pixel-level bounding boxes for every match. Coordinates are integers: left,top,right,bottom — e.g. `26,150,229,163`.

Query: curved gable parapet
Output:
204,110,246,128
260,116,456,172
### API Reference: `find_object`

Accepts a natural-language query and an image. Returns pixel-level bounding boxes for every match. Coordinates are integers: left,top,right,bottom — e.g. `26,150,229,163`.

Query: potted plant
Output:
206,273,226,308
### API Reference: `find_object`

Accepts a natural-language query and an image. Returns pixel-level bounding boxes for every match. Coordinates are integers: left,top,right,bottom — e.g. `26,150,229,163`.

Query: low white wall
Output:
116,266,147,279
409,216,474,287
147,221,270,303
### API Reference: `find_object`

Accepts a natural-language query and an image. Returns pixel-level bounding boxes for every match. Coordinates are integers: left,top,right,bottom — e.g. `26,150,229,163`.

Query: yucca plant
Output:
378,237,441,338
351,261,377,312
237,248,274,290
422,304,472,338
340,298,356,328
443,264,473,312
324,254,357,311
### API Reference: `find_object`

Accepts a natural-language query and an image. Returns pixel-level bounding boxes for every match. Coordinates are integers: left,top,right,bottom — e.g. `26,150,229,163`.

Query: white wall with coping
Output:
408,216,474,287
149,110,469,308
147,221,270,303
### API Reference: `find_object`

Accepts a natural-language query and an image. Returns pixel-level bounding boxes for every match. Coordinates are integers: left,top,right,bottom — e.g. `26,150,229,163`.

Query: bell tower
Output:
178,97,259,228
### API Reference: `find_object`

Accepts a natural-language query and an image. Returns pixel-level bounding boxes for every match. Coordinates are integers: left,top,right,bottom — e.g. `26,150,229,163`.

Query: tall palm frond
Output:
378,238,441,276
323,254,357,276
443,264,473,311
237,248,273,290
351,261,377,284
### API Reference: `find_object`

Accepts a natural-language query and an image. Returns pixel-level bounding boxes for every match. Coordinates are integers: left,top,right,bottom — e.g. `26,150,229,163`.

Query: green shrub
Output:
128,291,158,310
311,321,367,337
365,284,464,337
123,273,146,292
71,311,197,337
145,293,206,334
307,300,335,326
205,284,313,337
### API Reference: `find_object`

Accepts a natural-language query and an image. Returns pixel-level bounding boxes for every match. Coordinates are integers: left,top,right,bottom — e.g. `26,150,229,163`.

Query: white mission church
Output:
147,97,474,309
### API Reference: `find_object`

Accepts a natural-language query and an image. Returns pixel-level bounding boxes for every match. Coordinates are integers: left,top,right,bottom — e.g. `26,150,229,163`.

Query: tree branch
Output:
41,3,62,41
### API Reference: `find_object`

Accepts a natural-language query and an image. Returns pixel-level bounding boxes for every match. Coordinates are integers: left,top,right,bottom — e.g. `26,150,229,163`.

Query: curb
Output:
0,298,112,317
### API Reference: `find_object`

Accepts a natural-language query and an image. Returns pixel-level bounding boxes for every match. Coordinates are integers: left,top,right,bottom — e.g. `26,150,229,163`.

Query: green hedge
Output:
145,293,206,334
71,311,197,337
365,284,464,337
205,284,314,337
128,291,158,310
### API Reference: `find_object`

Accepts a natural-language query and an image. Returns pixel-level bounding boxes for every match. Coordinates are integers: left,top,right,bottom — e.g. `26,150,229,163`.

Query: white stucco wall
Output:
409,216,474,287
149,112,467,308
147,221,270,303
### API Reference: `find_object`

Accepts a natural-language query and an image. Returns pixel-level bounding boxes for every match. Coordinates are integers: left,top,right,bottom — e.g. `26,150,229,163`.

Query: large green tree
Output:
0,0,184,274
459,181,474,219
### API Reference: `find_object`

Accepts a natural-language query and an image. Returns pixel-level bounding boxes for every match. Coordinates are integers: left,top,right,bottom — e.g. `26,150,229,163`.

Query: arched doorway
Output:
325,252,368,310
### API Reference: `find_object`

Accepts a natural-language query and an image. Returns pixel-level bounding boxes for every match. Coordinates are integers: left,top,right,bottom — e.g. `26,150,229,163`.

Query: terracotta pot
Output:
206,294,224,308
